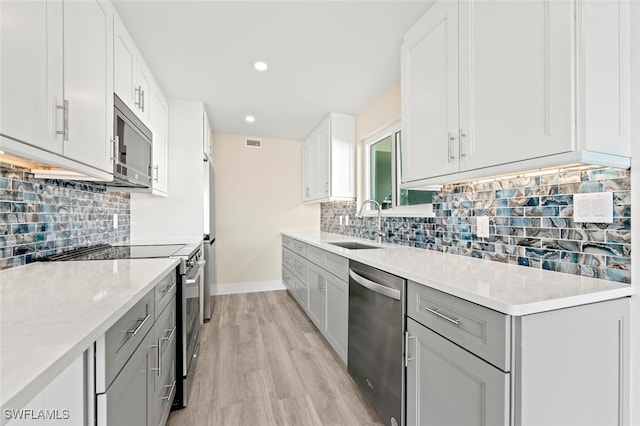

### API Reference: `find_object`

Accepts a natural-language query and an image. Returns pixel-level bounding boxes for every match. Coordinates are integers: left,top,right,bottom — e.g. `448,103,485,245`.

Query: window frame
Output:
362,123,435,218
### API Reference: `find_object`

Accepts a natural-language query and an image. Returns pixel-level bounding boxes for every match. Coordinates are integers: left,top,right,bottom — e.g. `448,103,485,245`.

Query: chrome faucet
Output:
356,199,383,244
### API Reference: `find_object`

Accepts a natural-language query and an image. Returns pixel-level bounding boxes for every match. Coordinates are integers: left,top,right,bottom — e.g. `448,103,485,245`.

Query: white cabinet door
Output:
302,135,316,202
315,119,330,199
306,263,325,330
0,0,63,154
301,114,355,203
113,13,151,126
113,14,138,113
401,0,459,183
324,272,348,364
458,0,574,171
406,318,509,426
136,59,152,124
62,0,112,173
203,111,212,160
149,83,168,196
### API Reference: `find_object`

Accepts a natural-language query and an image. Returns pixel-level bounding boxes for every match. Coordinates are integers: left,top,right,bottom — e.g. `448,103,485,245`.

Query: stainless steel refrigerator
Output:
203,161,216,321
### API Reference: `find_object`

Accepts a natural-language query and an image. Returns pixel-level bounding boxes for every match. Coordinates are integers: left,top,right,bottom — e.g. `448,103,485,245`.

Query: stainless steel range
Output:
40,241,204,410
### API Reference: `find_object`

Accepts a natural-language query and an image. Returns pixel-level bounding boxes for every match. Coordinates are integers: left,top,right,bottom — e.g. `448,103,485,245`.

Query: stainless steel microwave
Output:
111,94,152,188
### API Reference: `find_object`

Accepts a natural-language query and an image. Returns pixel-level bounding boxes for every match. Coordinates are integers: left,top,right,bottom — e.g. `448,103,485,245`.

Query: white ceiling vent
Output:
245,138,262,148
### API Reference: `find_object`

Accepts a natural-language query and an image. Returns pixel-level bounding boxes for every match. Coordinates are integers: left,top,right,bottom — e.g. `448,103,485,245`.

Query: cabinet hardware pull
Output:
150,340,162,377
447,132,455,162
162,326,176,344
460,129,467,158
154,165,159,182
110,136,118,161
162,381,177,401
56,100,69,141
162,282,177,296
126,313,151,336
424,306,460,326
135,86,142,109
140,89,145,112
404,331,415,367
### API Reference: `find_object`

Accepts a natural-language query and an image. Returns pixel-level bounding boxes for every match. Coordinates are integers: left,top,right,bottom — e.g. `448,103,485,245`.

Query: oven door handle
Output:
349,269,401,300
186,260,206,284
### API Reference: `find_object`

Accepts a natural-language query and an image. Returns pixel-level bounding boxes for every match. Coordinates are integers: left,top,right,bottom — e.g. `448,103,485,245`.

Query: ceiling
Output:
111,1,433,141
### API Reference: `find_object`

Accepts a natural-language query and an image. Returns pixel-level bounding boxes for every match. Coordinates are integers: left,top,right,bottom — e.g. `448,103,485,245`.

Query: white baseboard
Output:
211,280,286,296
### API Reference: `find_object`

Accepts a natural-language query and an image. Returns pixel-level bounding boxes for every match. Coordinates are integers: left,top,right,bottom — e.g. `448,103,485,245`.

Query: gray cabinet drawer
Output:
282,235,295,250
154,268,177,320
407,281,510,371
283,247,307,282
282,247,295,271
155,295,176,364
282,266,295,292
152,295,177,426
307,245,348,281
103,289,155,388
293,278,308,310
292,252,308,282
282,235,307,257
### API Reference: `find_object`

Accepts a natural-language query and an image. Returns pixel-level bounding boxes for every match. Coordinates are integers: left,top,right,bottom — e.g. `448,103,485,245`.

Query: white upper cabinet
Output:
203,110,212,160
401,0,459,182
302,113,355,203
149,80,169,196
114,13,152,126
62,0,113,173
401,0,631,187
0,0,114,179
0,0,63,155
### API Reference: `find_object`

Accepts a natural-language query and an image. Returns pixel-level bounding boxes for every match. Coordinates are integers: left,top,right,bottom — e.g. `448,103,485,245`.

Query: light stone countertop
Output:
283,231,634,316
0,258,181,414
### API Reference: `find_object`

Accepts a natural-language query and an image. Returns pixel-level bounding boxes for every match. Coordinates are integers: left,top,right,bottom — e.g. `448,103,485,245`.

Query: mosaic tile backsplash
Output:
0,163,130,269
321,167,631,284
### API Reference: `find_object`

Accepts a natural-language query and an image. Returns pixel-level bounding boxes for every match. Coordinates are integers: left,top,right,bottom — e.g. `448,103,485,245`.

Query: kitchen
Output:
0,1,638,425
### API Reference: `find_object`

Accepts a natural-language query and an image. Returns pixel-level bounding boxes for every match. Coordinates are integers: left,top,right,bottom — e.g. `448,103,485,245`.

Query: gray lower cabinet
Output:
406,318,509,426
96,268,178,426
323,271,348,362
307,262,326,328
99,329,155,426
406,281,630,426
281,237,349,364
152,296,177,426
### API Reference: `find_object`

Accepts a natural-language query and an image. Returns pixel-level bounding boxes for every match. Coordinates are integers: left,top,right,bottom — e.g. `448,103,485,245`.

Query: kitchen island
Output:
0,258,180,420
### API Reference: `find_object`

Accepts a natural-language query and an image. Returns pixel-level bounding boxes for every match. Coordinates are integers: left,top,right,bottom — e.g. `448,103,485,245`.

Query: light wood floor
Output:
167,290,382,426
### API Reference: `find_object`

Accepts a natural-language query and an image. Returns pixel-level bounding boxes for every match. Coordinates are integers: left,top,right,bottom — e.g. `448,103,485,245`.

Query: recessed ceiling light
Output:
253,61,268,72
245,115,255,123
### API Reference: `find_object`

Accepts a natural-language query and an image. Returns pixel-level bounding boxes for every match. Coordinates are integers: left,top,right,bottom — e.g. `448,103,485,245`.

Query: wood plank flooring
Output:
167,290,382,426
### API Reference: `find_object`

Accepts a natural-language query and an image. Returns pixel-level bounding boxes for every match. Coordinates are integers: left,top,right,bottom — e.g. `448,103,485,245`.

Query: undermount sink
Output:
327,241,382,250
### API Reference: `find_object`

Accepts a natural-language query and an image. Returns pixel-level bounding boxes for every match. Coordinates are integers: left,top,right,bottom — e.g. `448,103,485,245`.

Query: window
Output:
364,124,436,216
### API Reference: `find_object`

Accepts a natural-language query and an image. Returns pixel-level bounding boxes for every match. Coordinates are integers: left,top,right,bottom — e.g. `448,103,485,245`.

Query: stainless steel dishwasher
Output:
348,261,406,426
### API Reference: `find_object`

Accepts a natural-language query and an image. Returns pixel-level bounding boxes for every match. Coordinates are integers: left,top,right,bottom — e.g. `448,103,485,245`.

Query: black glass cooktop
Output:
40,244,186,261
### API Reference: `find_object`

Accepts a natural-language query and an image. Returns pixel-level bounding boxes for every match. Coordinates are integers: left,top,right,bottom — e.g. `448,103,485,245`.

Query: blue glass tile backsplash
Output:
0,163,130,269
321,167,631,284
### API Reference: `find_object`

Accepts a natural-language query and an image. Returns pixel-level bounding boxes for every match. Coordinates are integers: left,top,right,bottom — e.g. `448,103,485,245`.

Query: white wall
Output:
212,133,319,292
130,99,206,242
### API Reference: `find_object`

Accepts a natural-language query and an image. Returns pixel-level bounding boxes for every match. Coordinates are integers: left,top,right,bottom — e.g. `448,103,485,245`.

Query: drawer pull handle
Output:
162,282,177,296
425,306,460,326
127,314,151,336
405,331,416,367
162,326,176,344
162,381,177,401
150,341,162,377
